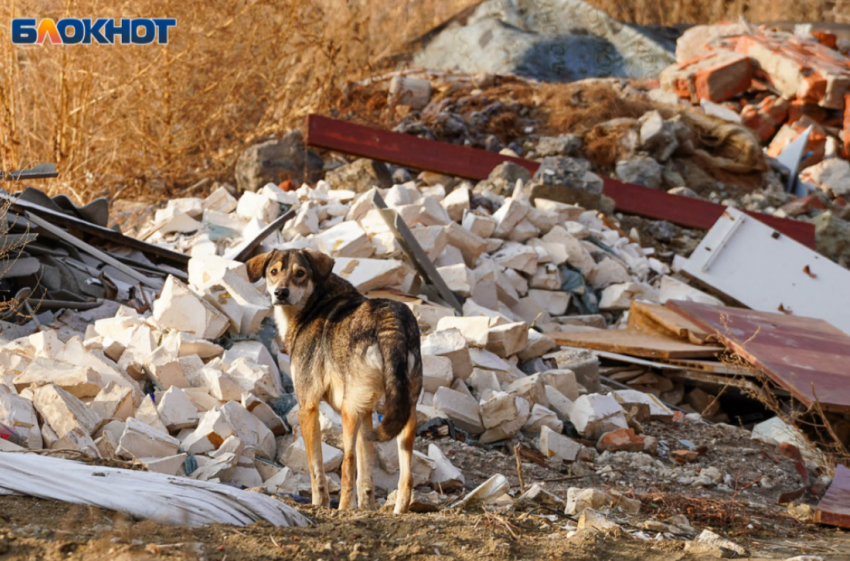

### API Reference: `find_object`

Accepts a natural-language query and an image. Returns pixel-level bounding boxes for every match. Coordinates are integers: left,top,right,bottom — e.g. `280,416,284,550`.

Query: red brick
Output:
779,194,827,217
840,129,850,160
596,428,644,453
788,99,828,124
812,32,838,51
660,50,752,104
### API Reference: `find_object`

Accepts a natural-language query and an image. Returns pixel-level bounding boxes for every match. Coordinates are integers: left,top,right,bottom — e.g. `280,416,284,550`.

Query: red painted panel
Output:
306,115,815,248
668,300,850,413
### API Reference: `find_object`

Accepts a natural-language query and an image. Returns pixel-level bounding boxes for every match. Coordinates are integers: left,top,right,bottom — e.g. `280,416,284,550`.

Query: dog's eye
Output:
270,268,278,276
295,269,306,278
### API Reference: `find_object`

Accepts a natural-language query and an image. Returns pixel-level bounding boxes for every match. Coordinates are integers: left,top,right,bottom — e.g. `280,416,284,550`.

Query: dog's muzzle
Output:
274,287,290,304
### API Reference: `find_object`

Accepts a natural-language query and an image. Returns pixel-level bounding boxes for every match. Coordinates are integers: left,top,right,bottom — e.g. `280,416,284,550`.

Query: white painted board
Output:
681,207,850,335
0,452,311,528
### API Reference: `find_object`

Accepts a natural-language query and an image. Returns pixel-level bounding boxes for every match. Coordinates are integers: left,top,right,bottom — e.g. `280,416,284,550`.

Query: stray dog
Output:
247,248,423,513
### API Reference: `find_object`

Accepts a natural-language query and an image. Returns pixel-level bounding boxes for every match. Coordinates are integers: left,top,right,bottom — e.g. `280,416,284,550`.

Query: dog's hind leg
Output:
299,403,330,507
356,413,376,510
394,407,417,514
338,408,361,511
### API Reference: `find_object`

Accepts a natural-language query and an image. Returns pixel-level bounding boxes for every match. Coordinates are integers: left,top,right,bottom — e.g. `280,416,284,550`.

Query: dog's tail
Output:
368,328,422,442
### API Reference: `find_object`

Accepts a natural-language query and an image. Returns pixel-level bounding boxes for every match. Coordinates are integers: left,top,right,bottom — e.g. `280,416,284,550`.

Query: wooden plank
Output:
304,114,815,248
668,299,850,413
627,301,714,345
591,350,689,370
545,327,724,359
680,207,850,336
25,212,161,289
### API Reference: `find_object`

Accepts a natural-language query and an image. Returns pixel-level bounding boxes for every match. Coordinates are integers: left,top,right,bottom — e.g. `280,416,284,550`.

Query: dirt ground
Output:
1,418,847,561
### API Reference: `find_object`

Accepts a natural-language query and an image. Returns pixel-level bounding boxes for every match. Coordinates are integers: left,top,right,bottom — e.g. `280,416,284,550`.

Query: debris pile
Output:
658,25,850,215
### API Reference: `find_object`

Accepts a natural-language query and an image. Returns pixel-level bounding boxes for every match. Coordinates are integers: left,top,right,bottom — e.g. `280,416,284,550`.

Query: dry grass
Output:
0,0,478,203
586,0,838,27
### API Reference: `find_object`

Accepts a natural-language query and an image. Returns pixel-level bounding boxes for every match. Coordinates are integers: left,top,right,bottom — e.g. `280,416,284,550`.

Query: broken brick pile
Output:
659,25,850,201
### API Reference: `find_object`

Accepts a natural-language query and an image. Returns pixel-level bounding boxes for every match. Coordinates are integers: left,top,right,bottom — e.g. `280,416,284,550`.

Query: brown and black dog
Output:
246,248,423,513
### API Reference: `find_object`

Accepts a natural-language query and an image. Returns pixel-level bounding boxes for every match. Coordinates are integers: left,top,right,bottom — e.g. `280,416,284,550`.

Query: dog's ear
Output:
303,248,334,280
245,251,274,282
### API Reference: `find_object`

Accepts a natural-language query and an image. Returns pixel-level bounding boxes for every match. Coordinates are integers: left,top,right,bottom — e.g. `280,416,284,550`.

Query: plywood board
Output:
680,207,850,336
627,301,713,345
546,328,724,359
669,299,850,413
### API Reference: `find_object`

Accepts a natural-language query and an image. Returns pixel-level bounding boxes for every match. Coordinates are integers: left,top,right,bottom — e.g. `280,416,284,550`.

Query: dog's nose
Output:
274,288,290,302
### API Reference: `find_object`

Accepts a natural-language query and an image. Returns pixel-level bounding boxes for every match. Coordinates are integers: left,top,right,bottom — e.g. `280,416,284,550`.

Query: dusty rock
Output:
235,131,323,192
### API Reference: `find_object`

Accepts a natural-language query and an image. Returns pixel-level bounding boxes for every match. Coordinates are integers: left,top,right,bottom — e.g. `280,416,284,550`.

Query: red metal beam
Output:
306,114,815,248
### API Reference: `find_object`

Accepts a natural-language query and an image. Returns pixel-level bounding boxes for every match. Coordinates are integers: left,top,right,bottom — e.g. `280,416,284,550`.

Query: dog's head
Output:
246,248,335,309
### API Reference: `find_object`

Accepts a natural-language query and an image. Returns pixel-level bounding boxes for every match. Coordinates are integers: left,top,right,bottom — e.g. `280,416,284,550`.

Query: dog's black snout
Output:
274,288,290,301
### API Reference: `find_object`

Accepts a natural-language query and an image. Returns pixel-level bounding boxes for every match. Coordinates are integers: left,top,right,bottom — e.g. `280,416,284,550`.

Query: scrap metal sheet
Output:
668,300,850,413
815,464,850,528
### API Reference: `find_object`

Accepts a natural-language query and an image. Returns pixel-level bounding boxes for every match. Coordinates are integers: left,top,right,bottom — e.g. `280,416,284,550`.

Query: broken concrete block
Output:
435,245,465,268
516,483,565,509
116,417,180,460
242,393,287,436
91,382,134,421
428,443,464,491
751,416,819,462
486,321,528,357
480,391,518,429
146,347,192,389
612,389,673,421
507,218,541,243
188,255,249,291
191,452,238,482
52,427,99,458
599,282,643,310
693,529,748,558
153,276,230,340
237,190,281,223
544,385,574,420
282,437,343,473
569,394,629,439
162,331,223,359
226,358,280,401
444,221,486,266
437,316,490,347
578,508,620,531
94,431,119,460
547,348,600,393
436,263,473,297
461,210,497,239
223,340,280,378
422,355,454,393
441,185,471,222
540,370,580,401
333,257,407,292
657,275,723,307
492,242,537,275
220,400,276,459
505,374,547,407
468,368,502,400
542,226,594,276
181,408,236,454
141,453,187,476
184,387,221,413
201,367,243,402
453,474,510,509
524,404,563,434
517,330,558,363
202,269,272,335
479,396,530,444
15,358,103,398
588,258,631,290
493,198,531,239
0,388,42,449
433,386,484,435
156,387,200,431
410,225,448,261
32,383,103,437
314,220,374,258
565,488,613,516
135,395,169,434
539,425,582,462
202,185,238,214
421,328,473,380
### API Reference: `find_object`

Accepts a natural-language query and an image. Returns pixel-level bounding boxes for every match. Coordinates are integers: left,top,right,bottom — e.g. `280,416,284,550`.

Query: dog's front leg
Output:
338,408,361,511
299,403,329,507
